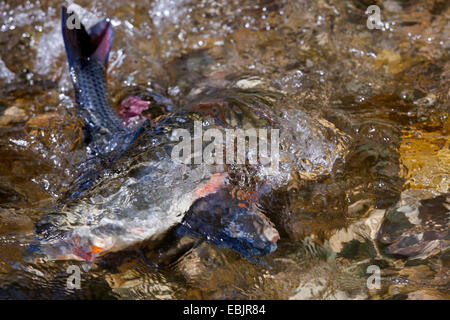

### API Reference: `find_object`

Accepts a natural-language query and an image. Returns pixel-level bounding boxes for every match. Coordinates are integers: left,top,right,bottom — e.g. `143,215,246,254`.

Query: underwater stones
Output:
377,190,450,260
26,113,83,150
374,49,411,75
289,267,368,300
398,264,435,281
0,106,28,126
0,208,33,234
235,78,265,90
407,288,450,300
413,93,437,107
328,208,385,253
383,0,402,13
289,277,329,300
399,127,449,193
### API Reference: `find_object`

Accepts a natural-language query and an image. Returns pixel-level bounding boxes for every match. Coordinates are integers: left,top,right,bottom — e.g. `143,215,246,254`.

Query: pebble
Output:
0,106,28,126
329,209,385,253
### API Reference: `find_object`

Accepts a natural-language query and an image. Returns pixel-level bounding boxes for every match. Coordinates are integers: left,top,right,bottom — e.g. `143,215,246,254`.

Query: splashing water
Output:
0,0,448,299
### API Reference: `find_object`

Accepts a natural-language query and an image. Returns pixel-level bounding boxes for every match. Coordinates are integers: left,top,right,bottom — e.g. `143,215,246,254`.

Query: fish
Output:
24,7,279,263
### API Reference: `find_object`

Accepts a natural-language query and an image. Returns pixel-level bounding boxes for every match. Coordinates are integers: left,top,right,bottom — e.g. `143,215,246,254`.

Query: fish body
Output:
25,7,279,263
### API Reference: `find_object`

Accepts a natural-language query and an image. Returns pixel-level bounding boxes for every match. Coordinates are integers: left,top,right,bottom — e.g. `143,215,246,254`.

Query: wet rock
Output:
329,209,385,253
176,243,217,284
398,265,435,281
399,126,449,193
0,106,28,126
374,49,411,75
377,190,450,260
289,278,367,300
289,277,329,299
105,263,185,299
413,93,437,107
175,242,316,299
26,112,84,157
0,208,33,234
383,0,402,13
0,58,15,83
407,288,450,300
235,78,266,90
289,265,368,300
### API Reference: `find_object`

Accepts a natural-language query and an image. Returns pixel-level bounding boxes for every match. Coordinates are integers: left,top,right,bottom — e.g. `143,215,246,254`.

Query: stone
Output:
407,288,450,300
377,190,450,260
329,209,385,253
0,106,28,126
399,265,435,281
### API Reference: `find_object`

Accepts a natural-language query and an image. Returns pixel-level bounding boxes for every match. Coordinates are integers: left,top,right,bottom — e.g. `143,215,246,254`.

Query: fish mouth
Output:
220,210,280,258
258,212,280,244
255,226,280,255
24,231,117,263
265,228,279,255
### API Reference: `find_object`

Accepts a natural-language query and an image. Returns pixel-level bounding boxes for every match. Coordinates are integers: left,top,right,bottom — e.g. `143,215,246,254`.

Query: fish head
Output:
24,227,118,263
219,206,279,258
181,192,279,258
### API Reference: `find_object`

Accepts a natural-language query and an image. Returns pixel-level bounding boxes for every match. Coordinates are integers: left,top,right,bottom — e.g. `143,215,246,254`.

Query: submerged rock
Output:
407,288,450,300
0,208,33,234
329,208,385,254
377,190,450,260
0,106,28,126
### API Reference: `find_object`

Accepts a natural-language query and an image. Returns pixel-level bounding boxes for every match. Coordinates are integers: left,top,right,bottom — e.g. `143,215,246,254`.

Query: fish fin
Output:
61,6,113,68
88,18,114,67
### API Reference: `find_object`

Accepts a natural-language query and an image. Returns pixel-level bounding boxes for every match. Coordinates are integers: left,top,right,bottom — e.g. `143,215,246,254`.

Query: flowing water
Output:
0,0,448,299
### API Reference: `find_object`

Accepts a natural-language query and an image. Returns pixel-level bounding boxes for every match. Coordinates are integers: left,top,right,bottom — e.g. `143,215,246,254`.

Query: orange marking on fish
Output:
90,245,103,254
194,173,227,198
237,202,247,208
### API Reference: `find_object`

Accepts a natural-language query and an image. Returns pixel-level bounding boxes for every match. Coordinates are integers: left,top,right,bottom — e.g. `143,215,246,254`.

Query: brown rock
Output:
407,288,450,300
399,265,435,281
0,106,28,126
0,208,33,234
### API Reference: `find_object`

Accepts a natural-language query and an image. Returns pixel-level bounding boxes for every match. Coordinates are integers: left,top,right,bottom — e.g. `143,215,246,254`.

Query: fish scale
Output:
71,61,131,155
72,61,126,134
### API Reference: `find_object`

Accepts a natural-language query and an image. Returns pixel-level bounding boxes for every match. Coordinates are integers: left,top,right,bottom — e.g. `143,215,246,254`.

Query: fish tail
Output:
61,6,113,70
61,6,129,154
